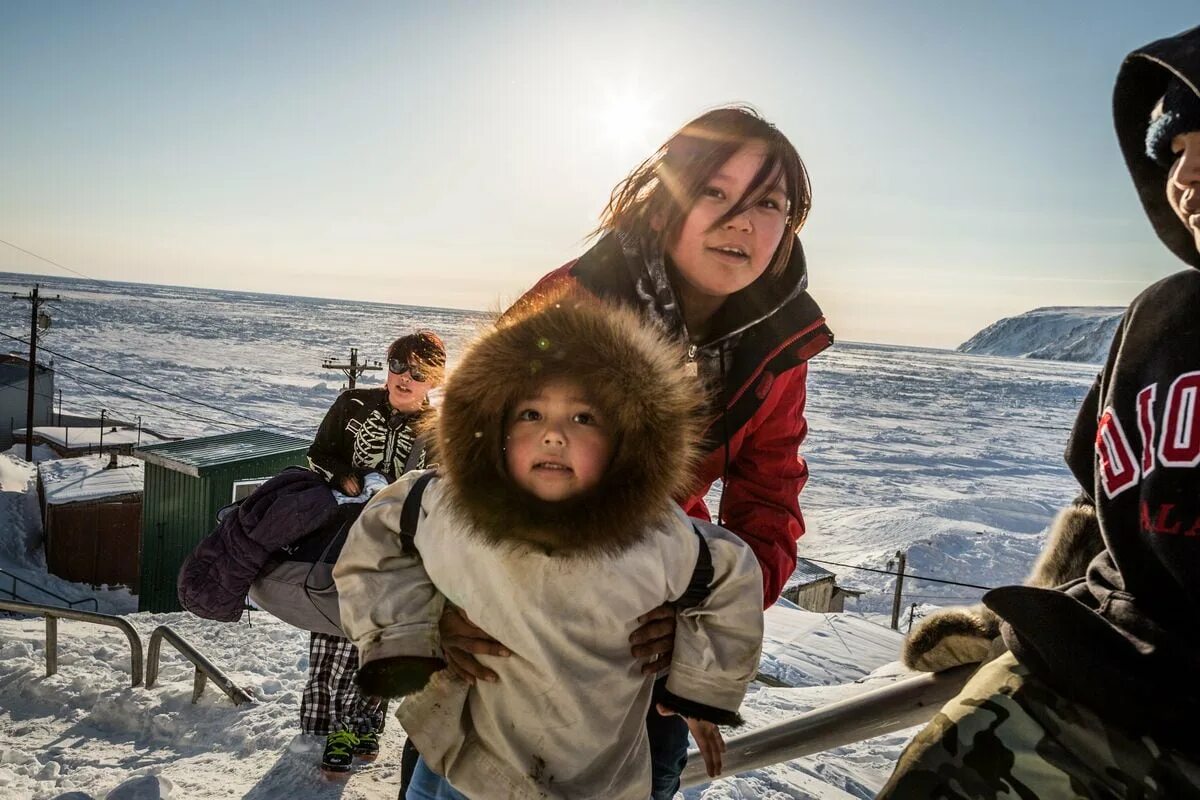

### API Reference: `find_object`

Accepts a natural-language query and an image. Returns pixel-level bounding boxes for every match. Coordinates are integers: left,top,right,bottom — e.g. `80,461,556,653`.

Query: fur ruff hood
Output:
433,291,706,558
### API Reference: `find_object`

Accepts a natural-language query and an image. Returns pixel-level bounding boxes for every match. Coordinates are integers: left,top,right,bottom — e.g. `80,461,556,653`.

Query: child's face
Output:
1167,130,1200,253
666,140,790,303
504,378,614,502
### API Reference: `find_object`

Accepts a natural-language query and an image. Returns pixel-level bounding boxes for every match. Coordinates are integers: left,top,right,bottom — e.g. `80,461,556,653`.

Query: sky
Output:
2,1,1198,348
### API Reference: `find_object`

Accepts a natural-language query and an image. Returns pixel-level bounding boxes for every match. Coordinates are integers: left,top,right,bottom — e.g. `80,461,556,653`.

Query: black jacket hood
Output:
1114,24,1200,268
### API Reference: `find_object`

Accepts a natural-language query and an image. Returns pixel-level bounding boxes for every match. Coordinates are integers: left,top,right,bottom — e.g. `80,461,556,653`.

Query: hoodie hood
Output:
434,290,706,558
1114,24,1200,268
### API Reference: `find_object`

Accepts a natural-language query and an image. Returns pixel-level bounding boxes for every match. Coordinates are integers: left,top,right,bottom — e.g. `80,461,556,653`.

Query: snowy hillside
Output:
957,306,1123,363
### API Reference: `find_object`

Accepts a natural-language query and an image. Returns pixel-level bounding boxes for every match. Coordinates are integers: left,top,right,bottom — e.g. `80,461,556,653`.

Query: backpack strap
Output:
402,434,428,474
674,526,714,610
399,469,438,553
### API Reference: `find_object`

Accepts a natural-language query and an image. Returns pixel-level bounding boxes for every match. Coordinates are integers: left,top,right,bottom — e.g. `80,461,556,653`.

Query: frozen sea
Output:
0,271,1100,798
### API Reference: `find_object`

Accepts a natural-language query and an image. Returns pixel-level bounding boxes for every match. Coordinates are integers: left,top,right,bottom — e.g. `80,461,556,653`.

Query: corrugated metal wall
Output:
138,451,306,612
45,499,142,590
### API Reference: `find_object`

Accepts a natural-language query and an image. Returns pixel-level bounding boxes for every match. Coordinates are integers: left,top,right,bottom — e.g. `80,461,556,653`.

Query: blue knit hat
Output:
1146,77,1200,167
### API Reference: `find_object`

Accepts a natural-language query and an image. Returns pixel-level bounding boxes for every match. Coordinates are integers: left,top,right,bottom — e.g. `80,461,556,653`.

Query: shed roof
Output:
38,455,144,505
134,430,311,477
16,426,172,448
787,557,836,588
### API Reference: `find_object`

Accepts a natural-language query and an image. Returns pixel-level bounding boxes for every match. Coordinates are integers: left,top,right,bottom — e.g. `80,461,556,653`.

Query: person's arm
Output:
655,521,764,777
332,473,446,697
714,364,811,607
307,394,360,492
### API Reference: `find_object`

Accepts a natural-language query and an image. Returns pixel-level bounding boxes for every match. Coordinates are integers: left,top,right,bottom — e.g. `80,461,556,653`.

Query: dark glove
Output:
356,656,446,698
902,500,1102,673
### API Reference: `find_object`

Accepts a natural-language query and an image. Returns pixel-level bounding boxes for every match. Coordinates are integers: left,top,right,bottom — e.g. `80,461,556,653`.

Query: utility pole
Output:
57,388,62,425
321,347,382,390
890,550,907,631
136,415,143,446
906,602,919,633
99,408,106,452
11,285,60,461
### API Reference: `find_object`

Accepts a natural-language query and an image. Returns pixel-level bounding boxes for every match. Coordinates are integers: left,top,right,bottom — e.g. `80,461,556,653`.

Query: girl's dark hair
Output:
597,105,811,277
388,330,447,380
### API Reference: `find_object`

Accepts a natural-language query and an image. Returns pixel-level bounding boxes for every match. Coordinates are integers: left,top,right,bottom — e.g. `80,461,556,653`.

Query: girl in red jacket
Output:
424,106,833,797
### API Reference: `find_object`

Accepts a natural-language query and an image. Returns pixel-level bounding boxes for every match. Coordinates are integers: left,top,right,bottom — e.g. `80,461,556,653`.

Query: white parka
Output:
335,472,763,799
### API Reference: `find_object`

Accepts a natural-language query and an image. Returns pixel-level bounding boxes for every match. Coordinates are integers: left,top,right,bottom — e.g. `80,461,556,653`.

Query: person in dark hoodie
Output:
334,293,765,800
880,24,1200,798
302,330,446,776
434,105,833,798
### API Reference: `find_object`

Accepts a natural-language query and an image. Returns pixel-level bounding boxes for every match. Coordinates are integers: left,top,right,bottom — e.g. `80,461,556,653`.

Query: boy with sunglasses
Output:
303,330,446,775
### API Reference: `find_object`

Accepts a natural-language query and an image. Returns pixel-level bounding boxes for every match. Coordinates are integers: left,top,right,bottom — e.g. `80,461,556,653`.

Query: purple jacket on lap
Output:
177,467,339,622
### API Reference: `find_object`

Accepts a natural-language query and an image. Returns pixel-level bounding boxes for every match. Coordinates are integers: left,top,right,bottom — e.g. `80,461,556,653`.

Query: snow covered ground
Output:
0,272,1101,798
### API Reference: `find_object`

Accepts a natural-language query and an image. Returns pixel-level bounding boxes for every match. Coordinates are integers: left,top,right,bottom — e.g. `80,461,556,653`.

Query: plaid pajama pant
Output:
299,632,388,735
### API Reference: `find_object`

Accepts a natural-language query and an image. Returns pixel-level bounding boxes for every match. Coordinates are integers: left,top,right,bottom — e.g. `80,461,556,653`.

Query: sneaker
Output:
353,730,380,761
321,729,358,775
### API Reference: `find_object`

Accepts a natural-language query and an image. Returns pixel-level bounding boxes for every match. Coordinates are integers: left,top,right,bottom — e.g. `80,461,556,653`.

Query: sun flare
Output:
596,89,663,156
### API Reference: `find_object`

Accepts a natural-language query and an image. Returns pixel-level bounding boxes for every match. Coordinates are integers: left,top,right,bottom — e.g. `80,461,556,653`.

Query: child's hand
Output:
439,604,510,684
630,604,676,675
656,704,726,778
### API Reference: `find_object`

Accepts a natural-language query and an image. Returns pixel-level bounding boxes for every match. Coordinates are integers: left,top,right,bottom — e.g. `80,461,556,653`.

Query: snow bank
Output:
957,306,1123,363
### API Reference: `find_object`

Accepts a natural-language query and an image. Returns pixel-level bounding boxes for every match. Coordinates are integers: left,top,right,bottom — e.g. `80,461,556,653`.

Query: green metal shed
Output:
134,429,311,612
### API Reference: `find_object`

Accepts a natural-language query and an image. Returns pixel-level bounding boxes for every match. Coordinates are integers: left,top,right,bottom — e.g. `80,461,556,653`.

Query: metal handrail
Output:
679,663,976,788
0,598,143,686
0,568,98,611
146,625,253,706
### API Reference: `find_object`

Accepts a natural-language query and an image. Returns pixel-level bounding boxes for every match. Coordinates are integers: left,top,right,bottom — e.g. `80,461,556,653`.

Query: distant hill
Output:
958,306,1124,364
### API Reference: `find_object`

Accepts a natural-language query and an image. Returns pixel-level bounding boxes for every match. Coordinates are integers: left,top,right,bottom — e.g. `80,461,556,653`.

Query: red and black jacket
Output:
518,233,833,605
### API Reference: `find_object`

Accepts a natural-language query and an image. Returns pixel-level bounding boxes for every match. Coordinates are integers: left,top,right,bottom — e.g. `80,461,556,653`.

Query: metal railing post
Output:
0,599,142,686
45,615,57,676
146,625,252,706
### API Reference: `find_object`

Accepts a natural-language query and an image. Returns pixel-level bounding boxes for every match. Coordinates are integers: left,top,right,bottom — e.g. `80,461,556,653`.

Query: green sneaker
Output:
321,729,358,775
353,730,380,761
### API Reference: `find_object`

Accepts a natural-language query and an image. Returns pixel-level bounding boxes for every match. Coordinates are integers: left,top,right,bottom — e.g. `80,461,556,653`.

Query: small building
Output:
37,454,144,591
0,354,54,451
134,430,311,613
782,559,865,613
16,424,175,458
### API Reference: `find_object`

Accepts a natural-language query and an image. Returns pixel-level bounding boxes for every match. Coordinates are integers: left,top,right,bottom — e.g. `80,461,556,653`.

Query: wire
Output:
801,556,996,591
57,367,256,432
0,330,311,437
0,238,93,280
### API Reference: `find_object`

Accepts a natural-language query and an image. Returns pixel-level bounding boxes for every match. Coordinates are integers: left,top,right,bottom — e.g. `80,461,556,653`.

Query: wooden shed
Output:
781,559,865,613
37,454,144,591
134,430,310,612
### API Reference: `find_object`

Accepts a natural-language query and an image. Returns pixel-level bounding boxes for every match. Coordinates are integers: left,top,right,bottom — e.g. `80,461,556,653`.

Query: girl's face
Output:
666,140,790,304
504,378,614,502
1168,130,1200,253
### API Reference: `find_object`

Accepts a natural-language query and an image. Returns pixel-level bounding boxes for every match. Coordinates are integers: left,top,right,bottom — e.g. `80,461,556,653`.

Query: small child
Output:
333,293,764,800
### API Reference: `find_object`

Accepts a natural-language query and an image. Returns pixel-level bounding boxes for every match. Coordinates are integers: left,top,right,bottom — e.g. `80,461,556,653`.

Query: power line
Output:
56,367,257,432
0,238,93,281
0,330,311,437
802,556,996,591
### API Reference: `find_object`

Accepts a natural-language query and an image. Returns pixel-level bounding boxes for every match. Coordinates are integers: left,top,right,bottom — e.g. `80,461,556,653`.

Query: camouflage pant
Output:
879,652,1200,799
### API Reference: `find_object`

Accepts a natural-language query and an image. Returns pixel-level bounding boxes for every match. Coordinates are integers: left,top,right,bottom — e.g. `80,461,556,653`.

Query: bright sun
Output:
596,89,662,156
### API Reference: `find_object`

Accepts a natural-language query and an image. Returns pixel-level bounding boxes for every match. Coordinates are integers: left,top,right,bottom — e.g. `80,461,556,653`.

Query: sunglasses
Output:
388,359,429,382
